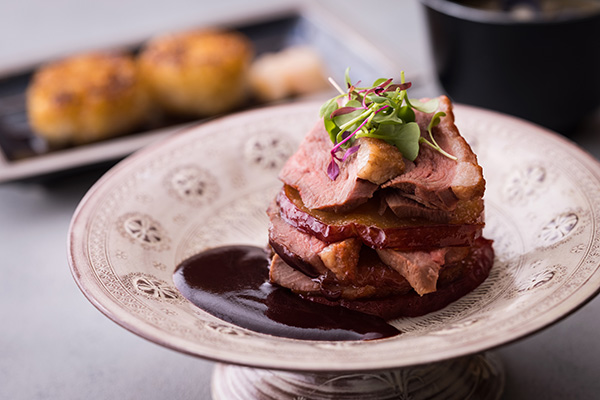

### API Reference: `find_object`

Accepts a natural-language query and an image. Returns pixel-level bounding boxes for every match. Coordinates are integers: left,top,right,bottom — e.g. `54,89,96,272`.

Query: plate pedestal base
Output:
212,351,504,400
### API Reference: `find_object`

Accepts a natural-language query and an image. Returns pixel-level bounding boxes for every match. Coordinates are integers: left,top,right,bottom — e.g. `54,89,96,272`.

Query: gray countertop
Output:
1,1,599,399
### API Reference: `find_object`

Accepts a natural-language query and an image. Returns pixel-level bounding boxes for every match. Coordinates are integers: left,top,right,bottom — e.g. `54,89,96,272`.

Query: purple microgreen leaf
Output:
386,82,412,92
374,87,386,95
331,149,343,161
331,114,371,162
330,106,365,118
327,157,340,180
373,78,393,95
342,145,360,161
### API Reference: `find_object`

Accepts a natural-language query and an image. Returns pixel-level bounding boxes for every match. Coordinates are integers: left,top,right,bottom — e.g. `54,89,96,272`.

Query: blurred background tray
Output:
0,4,417,183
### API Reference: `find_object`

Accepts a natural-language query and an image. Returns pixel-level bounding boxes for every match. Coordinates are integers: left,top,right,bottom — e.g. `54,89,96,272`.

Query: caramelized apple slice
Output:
277,186,483,250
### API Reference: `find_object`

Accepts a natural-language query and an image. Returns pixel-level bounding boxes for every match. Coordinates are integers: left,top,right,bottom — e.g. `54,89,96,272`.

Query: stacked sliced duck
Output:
268,96,494,319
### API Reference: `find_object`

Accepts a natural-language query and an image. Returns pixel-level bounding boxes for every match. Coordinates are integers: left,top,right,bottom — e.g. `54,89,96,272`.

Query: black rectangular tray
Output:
0,5,414,183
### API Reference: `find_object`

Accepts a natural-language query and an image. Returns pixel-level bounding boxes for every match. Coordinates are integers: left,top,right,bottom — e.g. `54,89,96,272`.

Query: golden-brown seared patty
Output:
138,29,253,117
27,52,149,146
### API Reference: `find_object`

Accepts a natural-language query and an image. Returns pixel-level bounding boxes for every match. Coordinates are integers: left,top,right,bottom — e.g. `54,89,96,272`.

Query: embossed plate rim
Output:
68,100,600,371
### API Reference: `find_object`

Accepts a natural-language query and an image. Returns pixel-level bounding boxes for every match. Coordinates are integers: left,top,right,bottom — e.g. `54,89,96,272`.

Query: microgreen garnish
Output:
319,68,457,180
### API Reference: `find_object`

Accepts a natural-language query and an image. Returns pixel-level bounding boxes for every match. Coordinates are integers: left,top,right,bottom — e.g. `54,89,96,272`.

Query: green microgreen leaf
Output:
387,122,422,161
361,122,421,161
333,110,364,131
319,97,339,119
324,118,339,143
397,105,415,123
372,108,402,124
372,78,389,87
420,111,458,161
428,111,446,132
407,98,439,114
344,67,352,87
367,94,387,104
320,69,456,180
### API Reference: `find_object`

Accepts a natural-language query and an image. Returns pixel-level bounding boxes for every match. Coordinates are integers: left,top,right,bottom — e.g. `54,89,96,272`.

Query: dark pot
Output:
421,0,600,134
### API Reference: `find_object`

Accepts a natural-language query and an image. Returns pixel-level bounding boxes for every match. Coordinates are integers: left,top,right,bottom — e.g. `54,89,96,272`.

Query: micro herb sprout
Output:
319,68,457,180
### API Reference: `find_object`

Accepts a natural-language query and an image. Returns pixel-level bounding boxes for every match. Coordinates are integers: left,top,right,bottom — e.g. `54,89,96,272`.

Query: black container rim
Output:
420,0,600,25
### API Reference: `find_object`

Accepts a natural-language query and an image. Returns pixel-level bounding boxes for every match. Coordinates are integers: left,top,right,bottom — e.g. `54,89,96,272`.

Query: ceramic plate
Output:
68,101,600,372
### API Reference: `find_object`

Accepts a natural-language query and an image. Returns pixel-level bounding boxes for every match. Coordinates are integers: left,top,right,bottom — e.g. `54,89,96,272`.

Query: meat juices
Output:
269,96,494,320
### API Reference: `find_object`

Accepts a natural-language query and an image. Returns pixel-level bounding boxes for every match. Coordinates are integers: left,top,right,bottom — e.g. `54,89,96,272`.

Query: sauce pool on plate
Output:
173,245,401,341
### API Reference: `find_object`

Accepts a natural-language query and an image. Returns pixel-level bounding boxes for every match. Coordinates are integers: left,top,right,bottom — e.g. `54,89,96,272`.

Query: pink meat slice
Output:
279,121,377,212
383,96,485,211
376,247,467,296
267,200,328,277
269,255,320,294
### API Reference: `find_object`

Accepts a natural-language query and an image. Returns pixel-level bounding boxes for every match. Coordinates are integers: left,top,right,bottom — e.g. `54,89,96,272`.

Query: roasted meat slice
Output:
355,137,405,185
268,200,328,278
269,238,494,318
383,96,485,211
269,200,363,281
381,190,484,225
376,247,469,296
269,255,320,294
302,238,494,319
319,238,361,281
269,247,414,300
279,121,378,212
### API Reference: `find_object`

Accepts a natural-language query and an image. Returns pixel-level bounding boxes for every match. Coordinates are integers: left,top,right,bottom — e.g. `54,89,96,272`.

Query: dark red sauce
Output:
173,245,400,341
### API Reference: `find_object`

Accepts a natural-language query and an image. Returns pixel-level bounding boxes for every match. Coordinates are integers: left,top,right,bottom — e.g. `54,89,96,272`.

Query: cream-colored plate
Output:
68,101,600,372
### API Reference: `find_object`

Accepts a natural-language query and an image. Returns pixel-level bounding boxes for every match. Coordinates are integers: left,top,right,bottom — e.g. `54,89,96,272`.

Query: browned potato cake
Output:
26,52,149,146
138,29,253,117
